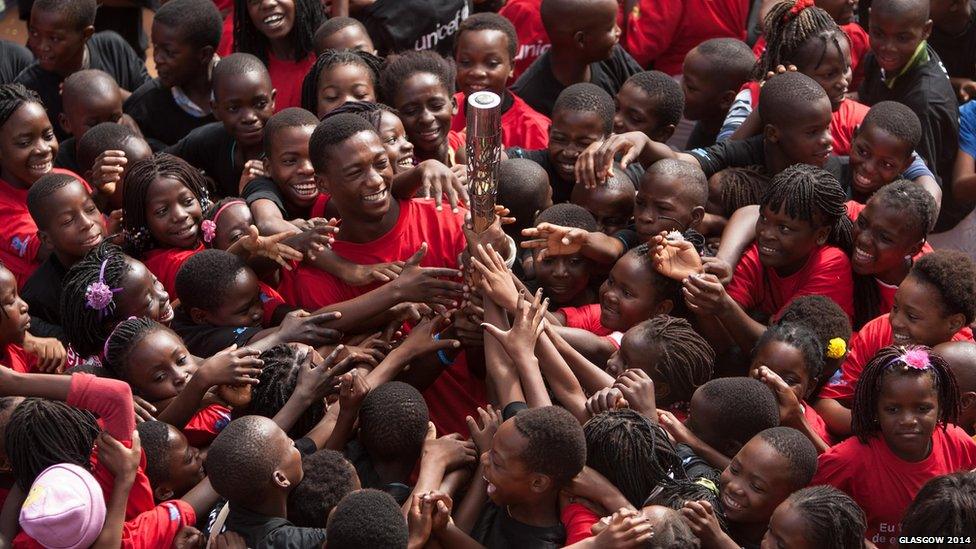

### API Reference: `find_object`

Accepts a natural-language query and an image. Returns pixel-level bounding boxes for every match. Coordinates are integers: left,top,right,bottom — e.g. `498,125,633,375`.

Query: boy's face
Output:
126,328,199,402
751,340,814,402
877,371,939,461
682,49,731,122
212,71,276,149
761,500,816,549
318,130,394,223
192,268,264,328
766,98,833,168
815,0,858,25
267,125,319,210
212,202,254,251
38,181,106,263
868,7,933,73
156,424,205,500
27,7,92,74
577,0,620,62
481,418,544,505
548,109,607,183
60,85,125,139
852,199,924,278
534,252,590,306
394,73,457,158
315,24,376,56
455,29,514,98
599,252,668,332
0,268,29,347
0,102,57,189
571,183,633,235
152,23,211,89
314,63,376,118
719,437,796,526
115,257,175,325
795,35,851,112
613,81,668,141
889,275,964,347
634,172,703,241
605,330,658,381
377,111,415,174
145,176,204,250
755,204,829,276
849,123,913,198
246,0,296,42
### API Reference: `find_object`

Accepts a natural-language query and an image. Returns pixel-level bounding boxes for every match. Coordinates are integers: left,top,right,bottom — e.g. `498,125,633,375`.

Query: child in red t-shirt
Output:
498,0,550,81
812,346,976,548
451,13,551,150
0,265,35,374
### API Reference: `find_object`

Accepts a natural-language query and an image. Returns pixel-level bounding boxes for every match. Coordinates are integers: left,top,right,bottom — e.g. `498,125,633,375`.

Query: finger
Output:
406,243,428,266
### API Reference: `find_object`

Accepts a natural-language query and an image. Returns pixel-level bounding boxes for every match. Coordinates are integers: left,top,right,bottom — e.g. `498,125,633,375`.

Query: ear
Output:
197,46,215,67
273,470,292,489
922,19,933,40
652,124,677,143
188,306,211,325
573,30,586,50
314,173,330,194
689,205,706,229
947,312,966,335
269,88,278,111
906,238,924,258
655,299,674,316
36,229,51,252
814,224,830,246
451,94,459,117
763,123,779,144
82,25,95,41
529,472,553,494
153,484,174,502
961,390,976,410
655,380,671,401
58,112,72,136
718,89,738,113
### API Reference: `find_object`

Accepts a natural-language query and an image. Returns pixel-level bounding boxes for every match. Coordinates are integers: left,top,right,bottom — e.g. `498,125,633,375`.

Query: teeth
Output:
759,246,776,255
29,161,51,171
398,158,414,168
893,333,910,343
854,248,874,262
263,14,284,24
722,493,744,511
293,182,317,196
363,188,388,203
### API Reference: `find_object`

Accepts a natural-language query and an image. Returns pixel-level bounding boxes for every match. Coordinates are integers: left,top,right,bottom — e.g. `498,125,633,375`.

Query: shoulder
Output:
811,245,851,268
89,30,135,52
126,78,166,103
13,62,47,86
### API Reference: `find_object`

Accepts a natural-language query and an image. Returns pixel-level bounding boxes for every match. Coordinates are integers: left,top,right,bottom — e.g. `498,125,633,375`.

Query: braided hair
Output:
60,242,130,357
786,486,867,549
762,163,853,253
5,398,99,491
583,409,687,506
233,0,324,64
632,316,714,405
719,166,769,217
754,1,847,80
103,317,166,380
0,84,42,130
902,471,976,540
646,477,730,533
233,344,325,439
301,49,384,115
122,153,211,256
324,100,400,131
632,243,683,315
852,345,960,443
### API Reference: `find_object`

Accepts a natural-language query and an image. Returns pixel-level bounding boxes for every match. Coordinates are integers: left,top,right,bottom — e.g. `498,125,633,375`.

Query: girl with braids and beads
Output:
761,485,868,549
811,345,976,548
234,0,325,111
300,49,383,119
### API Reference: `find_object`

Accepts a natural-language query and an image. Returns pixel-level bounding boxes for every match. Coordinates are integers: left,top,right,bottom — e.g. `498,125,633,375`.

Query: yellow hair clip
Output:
826,337,847,360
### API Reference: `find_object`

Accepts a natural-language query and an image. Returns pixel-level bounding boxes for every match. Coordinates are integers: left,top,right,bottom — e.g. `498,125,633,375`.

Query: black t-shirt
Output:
471,502,565,549
929,12,976,83
356,0,471,57
20,254,68,342
165,122,240,198
685,121,718,150
242,177,290,218
54,137,81,173
223,505,327,549
124,78,216,146
506,147,642,204
170,308,262,358
511,46,643,118
14,32,149,141
688,135,844,181
0,40,32,85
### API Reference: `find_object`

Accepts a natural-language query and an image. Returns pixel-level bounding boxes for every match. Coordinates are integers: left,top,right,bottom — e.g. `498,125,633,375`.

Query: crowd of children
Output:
0,0,974,547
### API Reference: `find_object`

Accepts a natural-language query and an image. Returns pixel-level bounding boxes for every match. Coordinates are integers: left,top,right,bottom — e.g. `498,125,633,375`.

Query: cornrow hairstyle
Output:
625,71,685,129
325,100,400,131
5,398,99,491
786,485,867,549
753,2,846,80
175,249,249,314
121,153,211,255
757,426,818,488
358,381,430,464
901,471,976,541
861,101,922,150
300,49,384,114
646,477,729,533
910,250,976,325
552,83,615,134
76,122,140,174
583,409,687,506
752,322,824,387
308,113,378,173
32,0,97,30
0,84,42,131
757,71,829,127
852,345,960,442
154,0,223,51
233,0,324,64
60,242,131,357
103,317,168,380
456,12,519,59
761,163,853,254
534,203,598,232
379,50,457,105
27,173,85,230
287,449,358,528
136,420,175,486
263,107,319,157
719,166,769,217
512,406,587,485
631,316,714,404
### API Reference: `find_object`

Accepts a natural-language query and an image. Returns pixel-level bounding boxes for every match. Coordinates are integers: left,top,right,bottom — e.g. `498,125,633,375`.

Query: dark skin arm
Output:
92,431,140,549
550,325,617,368
813,397,853,438
544,324,614,393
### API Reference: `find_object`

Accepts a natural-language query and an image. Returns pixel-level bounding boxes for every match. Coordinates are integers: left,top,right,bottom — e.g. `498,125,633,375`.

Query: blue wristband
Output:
437,349,453,366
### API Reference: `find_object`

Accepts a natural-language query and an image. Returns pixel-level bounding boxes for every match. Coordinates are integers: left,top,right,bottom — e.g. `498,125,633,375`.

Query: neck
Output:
416,142,450,165
763,141,794,177
181,65,215,113
549,47,592,87
56,45,87,77
730,520,768,546
53,249,79,269
268,37,294,60
773,253,812,278
338,199,400,243
507,493,561,528
875,256,913,286
890,435,934,463
241,494,288,519
373,458,416,486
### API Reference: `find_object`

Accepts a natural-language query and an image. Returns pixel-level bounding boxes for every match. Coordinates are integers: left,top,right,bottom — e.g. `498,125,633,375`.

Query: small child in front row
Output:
136,420,205,503
0,264,35,373
812,345,976,548
529,203,598,310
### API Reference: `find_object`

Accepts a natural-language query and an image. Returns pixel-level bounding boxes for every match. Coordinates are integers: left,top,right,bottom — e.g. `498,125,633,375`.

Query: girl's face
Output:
124,328,198,402
719,437,796,526
144,176,203,250
605,330,658,380
849,124,913,198
755,205,829,276
246,0,296,41
534,253,591,307
315,63,376,118
212,202,254,251
599,252,668,332
752,340,814,402
114,256,175,325
394,73,457,158
455,29,513,97
877,371,939,462
0,268,29,346
0,102,57,189
851,200,923,278
795,33,852,112
761,500,816,549
889,275,964,347
377,111,415,174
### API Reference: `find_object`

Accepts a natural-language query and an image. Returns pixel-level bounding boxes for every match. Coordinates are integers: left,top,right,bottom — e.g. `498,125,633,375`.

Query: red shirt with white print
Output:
498,0,550,81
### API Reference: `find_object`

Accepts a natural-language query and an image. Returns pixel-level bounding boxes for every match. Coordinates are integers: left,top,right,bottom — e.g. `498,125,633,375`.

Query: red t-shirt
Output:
143,244,204,300
562,502,599,546
258,281,286,326
558,303,613,337
279,199,486,435
309,192,332,219
811,425,976,548
447,130,465,167
498,0,551,82
803,400,833,446
268,53,316,112
217,6,235,57
727,244,854,320
625,0,748,75
818,314,975,402
183,403,231,447
2,344,36,373
451,92,550,149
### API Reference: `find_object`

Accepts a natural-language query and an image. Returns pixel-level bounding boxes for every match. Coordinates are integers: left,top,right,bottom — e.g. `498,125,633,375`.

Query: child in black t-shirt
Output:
681,38,756,150
16,0,148,141
55,69,127,174
570,166,635,237
929,0,976,102
124,0,222,146
612,70,684,144
313,16,377,56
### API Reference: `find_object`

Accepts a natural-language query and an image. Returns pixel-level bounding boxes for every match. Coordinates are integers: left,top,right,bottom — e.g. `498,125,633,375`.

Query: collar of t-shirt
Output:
171,55,219,118
881,41,929,89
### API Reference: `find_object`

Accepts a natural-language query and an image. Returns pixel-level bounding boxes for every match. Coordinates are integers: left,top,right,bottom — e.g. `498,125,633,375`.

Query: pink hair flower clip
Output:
902,348,931,371
85,259,122,318
201,220,217,243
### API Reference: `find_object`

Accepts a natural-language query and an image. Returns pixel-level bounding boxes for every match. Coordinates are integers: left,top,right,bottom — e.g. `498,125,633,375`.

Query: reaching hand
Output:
286,218,337,254
22,333,67,373
132,396,157,423
397,313,460,360
228,225,304,270
238,159,267,195
521,223,588,260
751,365,804,426
656,409,697,447
96,430,141,484
276,309,343,347
613,369,657,420
682,273,731,317
680,500,728,547
89,150,127,197
389,243,465,307
470,243,519,311
762,64,798,84
701,256,733,285
465,405,502,454
651,232,703,282
195,345,264,389
481,289,548,362
294,346,345,401
337,370,370,415
960,79,976,103
585,387,626,417
416,159,469,212
574,132,652,189
424,433,478,472
590,508,655,548
407,491,454,548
